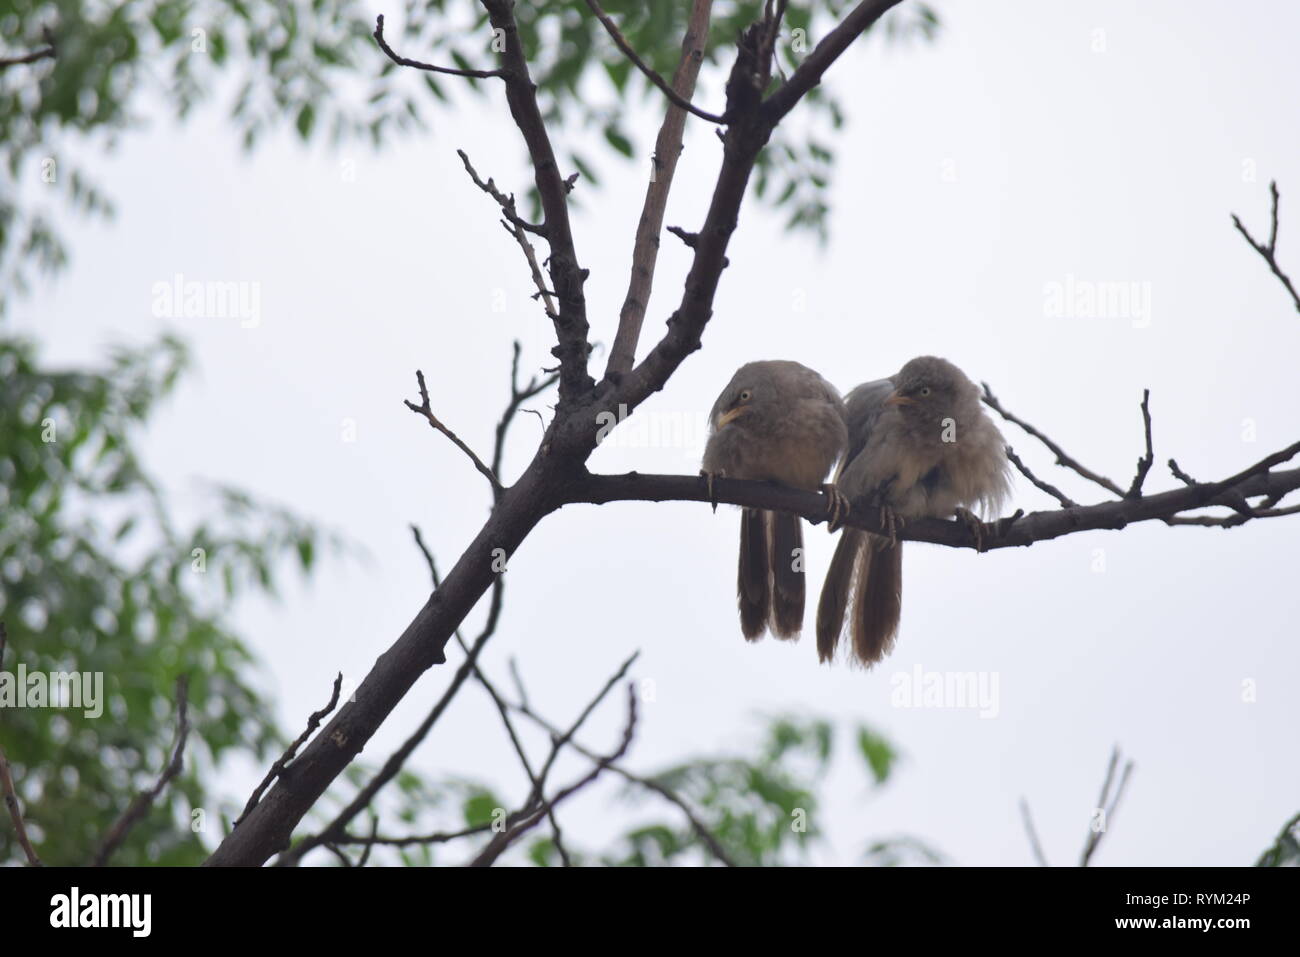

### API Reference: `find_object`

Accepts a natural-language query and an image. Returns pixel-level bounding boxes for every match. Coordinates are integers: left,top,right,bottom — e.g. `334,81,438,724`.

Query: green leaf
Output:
856,726,898,787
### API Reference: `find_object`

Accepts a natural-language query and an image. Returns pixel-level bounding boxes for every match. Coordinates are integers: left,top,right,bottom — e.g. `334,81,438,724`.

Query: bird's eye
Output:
919,386,931,397
739,390,752,402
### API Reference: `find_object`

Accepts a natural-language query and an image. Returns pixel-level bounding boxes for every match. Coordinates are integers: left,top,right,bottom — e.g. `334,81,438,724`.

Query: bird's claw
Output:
879,505,903,546
700,469,723,513
823,484,851,532
955,506,986,552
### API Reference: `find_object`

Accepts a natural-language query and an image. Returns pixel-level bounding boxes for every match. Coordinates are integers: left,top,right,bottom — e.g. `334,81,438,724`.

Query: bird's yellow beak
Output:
718,406,748,428
884,390,913,407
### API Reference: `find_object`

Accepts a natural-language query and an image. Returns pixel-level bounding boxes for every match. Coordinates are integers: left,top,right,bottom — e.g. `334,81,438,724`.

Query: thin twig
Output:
1005,446,1077,508
469,685,638,867
405,369,504,495
1018,797,1049,867
335,821,492,847
92,676,191,866
373,14,506,79
1126,389,1155,498
1232,180,1300,313
458,150,557,320
1080,746,1135,867
510,695,737,866
235,674,342,828
982,383,1125,496
0,629,41,865
582,0,726,124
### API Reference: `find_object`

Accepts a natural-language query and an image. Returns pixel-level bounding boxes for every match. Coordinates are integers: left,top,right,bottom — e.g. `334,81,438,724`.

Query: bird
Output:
816,356,1011,667
701,360,849,641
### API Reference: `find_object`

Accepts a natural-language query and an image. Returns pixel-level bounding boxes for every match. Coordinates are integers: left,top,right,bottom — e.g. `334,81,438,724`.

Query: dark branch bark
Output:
564,454,1300,551
480,0,594,404
373,14,505,78
1232,180,1300,314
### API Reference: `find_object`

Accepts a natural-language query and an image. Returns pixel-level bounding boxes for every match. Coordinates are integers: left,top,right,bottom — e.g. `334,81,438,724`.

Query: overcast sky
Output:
19,0,1300,865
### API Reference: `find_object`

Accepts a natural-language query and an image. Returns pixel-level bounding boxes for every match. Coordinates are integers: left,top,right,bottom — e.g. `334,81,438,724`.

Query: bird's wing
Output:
839,378,895,476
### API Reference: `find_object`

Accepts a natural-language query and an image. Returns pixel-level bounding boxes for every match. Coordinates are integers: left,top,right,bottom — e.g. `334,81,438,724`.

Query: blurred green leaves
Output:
0,332,336,864
0,0,939,310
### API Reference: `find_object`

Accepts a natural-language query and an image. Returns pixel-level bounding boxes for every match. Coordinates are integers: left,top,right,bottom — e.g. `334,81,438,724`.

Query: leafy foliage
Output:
0,332,333,865
1256,812,1300,867
0,0,938,310
525,714,936,867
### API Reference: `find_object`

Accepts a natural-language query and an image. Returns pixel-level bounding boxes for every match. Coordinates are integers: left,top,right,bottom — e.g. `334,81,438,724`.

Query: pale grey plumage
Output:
817,356,1011,666
702,360,848,642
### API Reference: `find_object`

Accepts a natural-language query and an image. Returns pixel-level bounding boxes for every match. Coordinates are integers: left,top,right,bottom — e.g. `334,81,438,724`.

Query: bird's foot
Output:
699,468,724,513
955,506,986,552
879,505,903,546
823,484,851,532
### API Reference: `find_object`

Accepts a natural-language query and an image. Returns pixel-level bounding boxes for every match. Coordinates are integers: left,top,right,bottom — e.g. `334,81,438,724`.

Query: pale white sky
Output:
19,0,1300,865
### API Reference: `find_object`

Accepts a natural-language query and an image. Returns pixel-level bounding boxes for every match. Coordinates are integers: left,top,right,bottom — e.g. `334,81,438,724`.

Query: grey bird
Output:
817,356,1011,666
702,360,849,641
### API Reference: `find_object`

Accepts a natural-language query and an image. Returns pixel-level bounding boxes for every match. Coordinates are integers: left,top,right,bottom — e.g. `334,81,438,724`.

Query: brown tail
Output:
817,529,864,662
768,511,804,638
737,507,771,640
851,537,903,666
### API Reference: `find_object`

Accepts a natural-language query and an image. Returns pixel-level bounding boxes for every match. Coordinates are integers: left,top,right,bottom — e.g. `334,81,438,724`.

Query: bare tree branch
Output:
1005,446,1078,509
207,0,1297,867
607,0,717,377
469,685,638,867
982,383,1126,497
1080,746,1135,867
373,14,505,79
1018,797,1049,867
405,369,503,495
582,0,726,125
480,0,594,403
0,28,55,70
276,348,553,866
92,676,190,866
235,674,343,828
1232,180,1300,314
457,150,558,321
0,623,42,866
509,689,737,867
1125,389,1155,498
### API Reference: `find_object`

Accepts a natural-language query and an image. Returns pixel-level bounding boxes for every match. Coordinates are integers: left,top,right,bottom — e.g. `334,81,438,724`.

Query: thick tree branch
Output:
207,0,990,866
763,0,904,121
480,0,594,403
566,448,1300,551
606,0,716,377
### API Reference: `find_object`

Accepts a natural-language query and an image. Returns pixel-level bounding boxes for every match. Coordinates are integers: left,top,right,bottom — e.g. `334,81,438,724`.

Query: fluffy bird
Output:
702,360,848,641
817,356,1011,666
